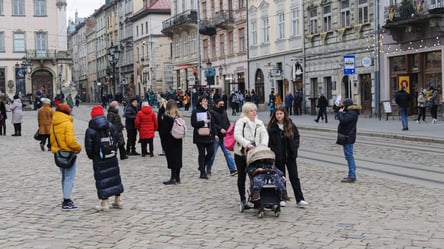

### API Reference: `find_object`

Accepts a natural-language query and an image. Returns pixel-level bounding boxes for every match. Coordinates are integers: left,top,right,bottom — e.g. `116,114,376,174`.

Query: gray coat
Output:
9,99,23,124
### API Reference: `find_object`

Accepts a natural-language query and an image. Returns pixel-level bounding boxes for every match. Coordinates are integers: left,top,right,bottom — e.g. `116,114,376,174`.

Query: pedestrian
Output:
66,94,74,109
230,91,239,116
191,95,216,179
274,92,282,106
50,104,82,210
135,102,158,157
428,86,439,123
314,93,328,123
285,92,294,115
37,98,53,151
337,98,361,183
395,86,410,130
10,94,23,136
75,94,80,107
267,105,308,208
417,89,427,123
269,100,275,117
124,98,140,155
107,101,128,160
207,98,238,176
294,91,303,115
158,99,183,185
85,105,124,211
234,102,268,209
0,100,7,135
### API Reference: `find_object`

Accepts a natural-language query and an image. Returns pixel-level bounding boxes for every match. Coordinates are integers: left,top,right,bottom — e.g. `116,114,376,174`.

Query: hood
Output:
88,115,109,130
141,105,154,115
108,105,118,113
52,111,73,126
347,104,362,113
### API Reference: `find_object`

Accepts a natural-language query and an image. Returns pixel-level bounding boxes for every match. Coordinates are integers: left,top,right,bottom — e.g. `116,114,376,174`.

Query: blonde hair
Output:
141,101,149,107
241,102,257,117
166,99,182,118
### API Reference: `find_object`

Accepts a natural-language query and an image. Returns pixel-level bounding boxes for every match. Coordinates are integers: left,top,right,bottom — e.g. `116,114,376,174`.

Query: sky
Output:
66,0,104,21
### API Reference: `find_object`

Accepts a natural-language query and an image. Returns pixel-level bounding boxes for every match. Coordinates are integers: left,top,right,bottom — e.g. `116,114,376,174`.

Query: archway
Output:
254,69,265,104
32,70,54,99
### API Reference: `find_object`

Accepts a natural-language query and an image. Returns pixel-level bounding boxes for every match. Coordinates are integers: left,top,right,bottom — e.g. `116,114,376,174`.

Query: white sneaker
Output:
416,120,420,124
297,200,309,208
279,201,286,207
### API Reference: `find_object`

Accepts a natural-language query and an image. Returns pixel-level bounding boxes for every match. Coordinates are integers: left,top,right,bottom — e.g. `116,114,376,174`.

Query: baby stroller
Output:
240,146,282,218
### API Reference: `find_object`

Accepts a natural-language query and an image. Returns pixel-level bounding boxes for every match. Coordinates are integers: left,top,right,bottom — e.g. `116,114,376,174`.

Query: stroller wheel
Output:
258,211,264,218
275,211,280,217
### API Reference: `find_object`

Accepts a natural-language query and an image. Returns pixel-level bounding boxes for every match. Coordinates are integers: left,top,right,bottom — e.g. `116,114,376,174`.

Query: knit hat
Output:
90,105,105,118
56,104,72,115
342,98,353,108
41,98,51,104
109,101,119,108
214,98,223,105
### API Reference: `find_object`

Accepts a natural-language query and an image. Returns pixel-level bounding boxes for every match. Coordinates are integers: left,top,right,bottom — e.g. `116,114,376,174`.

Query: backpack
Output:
170,117,186,139
96,128,117,159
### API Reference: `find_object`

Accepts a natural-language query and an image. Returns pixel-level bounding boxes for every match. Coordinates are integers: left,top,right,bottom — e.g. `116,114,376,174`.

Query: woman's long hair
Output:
166,99,181,118
267,105,294,138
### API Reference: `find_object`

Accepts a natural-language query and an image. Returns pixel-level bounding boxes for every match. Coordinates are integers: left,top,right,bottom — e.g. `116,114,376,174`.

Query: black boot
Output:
119,145,128,160
199,170,208,179
176,168,181,184
163,170,177,185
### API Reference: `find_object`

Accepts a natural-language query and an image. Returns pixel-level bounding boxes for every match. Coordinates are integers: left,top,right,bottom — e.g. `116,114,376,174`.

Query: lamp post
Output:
107,43,121,96
15,57,32,96
204,59,215,86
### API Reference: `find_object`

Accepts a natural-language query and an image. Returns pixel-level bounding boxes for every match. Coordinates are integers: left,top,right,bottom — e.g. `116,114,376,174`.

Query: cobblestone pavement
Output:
0,105,443,249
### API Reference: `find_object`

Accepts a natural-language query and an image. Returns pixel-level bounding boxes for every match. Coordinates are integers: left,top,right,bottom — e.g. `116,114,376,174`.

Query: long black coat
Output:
107,106,125,145
85,116,124,199
268,122,300,166
157,108,183,170
124,104,138,130
191,105,216,144
337,105,360,144
210,106,230,138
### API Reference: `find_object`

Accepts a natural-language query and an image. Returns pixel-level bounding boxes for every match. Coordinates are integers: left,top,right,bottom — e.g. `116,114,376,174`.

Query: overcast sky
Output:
66,0,104,21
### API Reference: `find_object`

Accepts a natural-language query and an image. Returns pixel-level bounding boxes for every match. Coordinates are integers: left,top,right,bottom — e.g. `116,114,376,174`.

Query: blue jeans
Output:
399,107,409,129
207,140,236,172
343,144,356,179
59,159,77,200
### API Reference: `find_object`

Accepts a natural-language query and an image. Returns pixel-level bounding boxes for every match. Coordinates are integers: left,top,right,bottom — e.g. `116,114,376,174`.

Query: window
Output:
290,8,300,37
13,32,25,52
239,28,245,52
0,0,4,15
277,13,285,39
261,17,269,44
323,5,332,32
219,34,225,56
13,0,25,15
136,26,139,37
35,32,47,51
34,0,46,16
310,8,318,34
174,36,180,57
228,31,234,54
145,21,148,33
191,32,197,53
183,33,188,56
202,2,207,19
341,0,351,28
358,0,369,24
251,21,257,45
239,0,245,9
0,32,4,52
203,39,208,59
141,23,144,35
211,36,216,58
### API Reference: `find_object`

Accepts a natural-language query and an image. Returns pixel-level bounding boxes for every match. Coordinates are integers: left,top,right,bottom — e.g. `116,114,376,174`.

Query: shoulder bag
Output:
336,125,356,145
52,126,77,168
223,124,235,151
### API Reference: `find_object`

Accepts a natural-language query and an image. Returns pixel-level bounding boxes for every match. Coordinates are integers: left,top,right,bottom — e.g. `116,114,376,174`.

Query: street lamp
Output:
204,59,215,86
107,43,120,96
15,57,32,96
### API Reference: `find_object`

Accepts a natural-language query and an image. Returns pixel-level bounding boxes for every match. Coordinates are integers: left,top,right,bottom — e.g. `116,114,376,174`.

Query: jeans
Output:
206,140,236,172
399,107,409,129
60,159,77,200
343,144,356,179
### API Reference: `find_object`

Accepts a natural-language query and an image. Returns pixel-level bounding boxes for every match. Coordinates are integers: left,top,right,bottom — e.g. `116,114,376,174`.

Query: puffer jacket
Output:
233,116,269,156
38,103,53,135
50,111,82,154
85,115,124,199
9,98,23,124
107,106,124,132
135,106,158,139
337,104,361,144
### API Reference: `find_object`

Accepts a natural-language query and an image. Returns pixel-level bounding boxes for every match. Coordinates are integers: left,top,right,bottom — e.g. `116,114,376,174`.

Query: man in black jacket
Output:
124,98,140,155
207,99,237,176
395,86,410,131
315,93,328,123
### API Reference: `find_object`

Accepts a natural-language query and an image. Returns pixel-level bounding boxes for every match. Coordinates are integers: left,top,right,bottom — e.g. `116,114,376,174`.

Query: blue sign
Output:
343,55,356,75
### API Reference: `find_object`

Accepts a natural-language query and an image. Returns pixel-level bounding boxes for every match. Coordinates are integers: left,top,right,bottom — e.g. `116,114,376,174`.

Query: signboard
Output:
269,69,281,77
343,55,356,75
362,57,372,68
188,75,195,85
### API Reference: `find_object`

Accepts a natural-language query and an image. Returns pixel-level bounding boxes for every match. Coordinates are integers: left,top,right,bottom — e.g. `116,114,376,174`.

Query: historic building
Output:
68,13,88,101
0,0,71,101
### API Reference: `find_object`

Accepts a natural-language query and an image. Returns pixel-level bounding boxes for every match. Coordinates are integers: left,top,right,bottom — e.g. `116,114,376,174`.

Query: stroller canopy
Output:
246,146,275,166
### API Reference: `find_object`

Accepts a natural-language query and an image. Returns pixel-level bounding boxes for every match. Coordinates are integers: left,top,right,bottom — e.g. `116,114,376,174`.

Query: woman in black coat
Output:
0,100,7,135
191,95,216,179
158,99,183,185
267,105,308,208
107,101,128,160
85,106,124,211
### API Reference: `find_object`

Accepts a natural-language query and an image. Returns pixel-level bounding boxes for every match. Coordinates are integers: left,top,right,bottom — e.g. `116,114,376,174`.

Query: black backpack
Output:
95,128,117,159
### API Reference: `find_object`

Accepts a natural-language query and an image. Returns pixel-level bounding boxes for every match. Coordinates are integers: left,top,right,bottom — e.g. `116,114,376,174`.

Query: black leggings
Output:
196,143,214,172
234,154,248,202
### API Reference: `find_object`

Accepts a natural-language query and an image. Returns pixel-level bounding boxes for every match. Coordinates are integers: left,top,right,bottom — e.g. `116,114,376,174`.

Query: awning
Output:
175,64,192,70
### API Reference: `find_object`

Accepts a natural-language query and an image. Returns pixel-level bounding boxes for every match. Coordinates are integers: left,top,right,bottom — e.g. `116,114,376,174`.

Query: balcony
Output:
161,10,198,37
26,49,57,60
383,0,444,42
213,10,235,29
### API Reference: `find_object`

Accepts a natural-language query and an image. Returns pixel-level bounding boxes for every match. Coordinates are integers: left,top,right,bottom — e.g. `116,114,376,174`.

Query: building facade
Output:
0,0,71,101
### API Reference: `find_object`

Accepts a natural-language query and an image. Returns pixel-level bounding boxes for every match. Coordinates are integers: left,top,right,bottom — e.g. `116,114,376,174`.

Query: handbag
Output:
223,124,235,151
336,133,348,145
198,127,211,136
34,129,42,141
52,126,77,168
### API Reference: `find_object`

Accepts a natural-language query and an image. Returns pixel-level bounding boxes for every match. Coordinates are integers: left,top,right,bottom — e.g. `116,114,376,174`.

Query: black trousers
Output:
140,138,153,155
13,123,21,135
40,134,51,149
126,128,137,151
234,154,248,202
196,143,214,172
275,157,305,203
0,120,5,135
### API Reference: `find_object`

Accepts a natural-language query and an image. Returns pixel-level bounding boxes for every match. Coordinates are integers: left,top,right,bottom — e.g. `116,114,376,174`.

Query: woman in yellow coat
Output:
50,104,82,211
37,98,53,151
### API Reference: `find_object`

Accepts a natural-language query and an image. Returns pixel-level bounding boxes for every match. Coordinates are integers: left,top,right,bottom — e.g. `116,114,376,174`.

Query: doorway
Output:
32,70,54,98
360,74,372,115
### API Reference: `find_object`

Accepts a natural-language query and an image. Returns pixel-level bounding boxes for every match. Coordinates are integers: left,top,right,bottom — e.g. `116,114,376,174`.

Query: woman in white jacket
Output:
9,95,23,136
234,102,268,209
